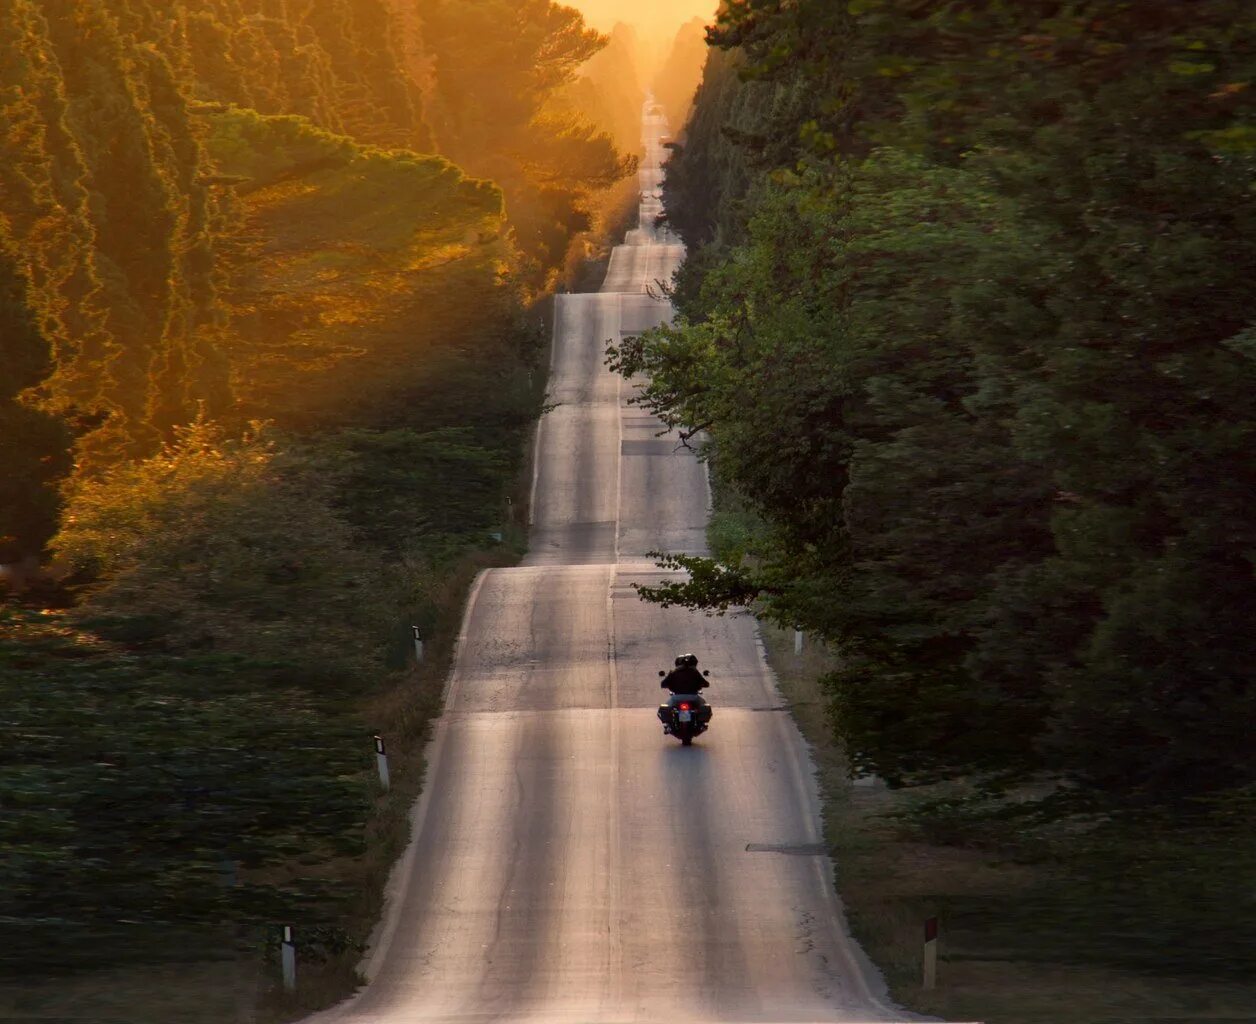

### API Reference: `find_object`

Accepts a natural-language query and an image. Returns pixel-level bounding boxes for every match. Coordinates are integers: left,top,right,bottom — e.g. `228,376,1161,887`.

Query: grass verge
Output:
256,548,526,1022
760,625,1256,1024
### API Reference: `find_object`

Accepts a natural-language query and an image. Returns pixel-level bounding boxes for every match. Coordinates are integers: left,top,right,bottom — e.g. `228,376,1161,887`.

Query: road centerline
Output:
305,97,915,1024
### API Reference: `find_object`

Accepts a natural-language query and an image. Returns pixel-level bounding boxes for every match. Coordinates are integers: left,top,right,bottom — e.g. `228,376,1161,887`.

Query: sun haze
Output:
568,0,717,45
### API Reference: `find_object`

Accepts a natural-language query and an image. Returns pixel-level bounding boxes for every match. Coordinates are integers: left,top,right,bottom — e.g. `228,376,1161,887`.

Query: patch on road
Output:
745,842,828,856
621,439,682,455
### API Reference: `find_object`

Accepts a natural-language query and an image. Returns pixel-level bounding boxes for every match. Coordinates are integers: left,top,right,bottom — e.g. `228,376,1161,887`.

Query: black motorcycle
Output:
657,671,713,745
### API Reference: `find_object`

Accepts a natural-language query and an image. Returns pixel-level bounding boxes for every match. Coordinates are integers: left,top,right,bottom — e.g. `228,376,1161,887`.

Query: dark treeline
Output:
0,0,636,995
615,2,1256,807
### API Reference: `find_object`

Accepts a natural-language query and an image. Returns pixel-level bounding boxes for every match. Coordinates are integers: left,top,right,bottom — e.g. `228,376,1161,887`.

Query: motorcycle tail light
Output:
679,703,690,711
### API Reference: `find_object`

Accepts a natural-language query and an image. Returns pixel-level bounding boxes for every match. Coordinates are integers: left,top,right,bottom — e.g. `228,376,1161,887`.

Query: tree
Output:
0,242,71,562
617,0,1256,800
421,0,635,278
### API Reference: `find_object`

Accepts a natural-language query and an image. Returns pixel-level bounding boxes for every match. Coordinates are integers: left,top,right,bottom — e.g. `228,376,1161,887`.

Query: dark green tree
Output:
616,0,1256,800
0,240,71,563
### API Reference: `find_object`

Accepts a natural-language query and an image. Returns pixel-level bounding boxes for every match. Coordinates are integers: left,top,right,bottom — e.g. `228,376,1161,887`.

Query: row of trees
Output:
0,0,639,563
0,0,639,984
615,1,1256,804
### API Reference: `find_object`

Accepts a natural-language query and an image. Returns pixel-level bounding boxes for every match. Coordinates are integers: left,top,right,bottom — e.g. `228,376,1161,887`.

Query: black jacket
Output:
661,665,707,694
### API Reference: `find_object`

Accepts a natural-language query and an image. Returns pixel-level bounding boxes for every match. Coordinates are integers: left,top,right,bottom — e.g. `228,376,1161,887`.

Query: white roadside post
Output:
374,733,391,792
281,925,297,993
794,629,804,656
923,916,939,990
411,625,424,663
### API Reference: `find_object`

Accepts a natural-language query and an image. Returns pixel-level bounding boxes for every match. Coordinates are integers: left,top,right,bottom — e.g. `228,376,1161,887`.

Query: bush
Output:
53,421,396,687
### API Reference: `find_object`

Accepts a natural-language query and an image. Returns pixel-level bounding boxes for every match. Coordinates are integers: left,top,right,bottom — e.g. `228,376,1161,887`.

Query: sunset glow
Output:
5,3,1247,1022
568,0,716,44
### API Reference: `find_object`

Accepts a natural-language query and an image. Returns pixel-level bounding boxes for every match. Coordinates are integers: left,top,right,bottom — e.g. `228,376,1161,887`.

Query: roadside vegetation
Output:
0,0,641,1017
619,5,1256,1020
762,621,1256,1024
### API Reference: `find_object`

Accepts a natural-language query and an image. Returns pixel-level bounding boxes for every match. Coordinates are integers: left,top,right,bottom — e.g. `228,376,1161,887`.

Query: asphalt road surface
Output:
308,102,913,1024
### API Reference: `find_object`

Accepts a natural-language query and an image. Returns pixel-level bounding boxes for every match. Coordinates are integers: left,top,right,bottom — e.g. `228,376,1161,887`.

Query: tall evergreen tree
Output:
0,236,71,563
40,0,179,461
0,0,106,501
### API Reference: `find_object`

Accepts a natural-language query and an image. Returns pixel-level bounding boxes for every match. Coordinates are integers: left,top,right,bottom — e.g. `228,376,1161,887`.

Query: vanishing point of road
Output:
307,103,916,1024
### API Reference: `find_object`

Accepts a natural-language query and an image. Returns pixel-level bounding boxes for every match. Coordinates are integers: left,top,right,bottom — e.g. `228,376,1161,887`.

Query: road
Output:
309,103,911,1024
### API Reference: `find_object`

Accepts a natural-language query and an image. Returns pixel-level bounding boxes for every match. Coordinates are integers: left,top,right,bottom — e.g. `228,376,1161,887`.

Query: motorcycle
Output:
657,670,713,746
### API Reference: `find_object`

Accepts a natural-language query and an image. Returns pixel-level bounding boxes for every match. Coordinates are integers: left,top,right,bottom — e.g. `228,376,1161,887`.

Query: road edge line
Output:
302,568,493,1023
751,627,933,1023
528,295,567,526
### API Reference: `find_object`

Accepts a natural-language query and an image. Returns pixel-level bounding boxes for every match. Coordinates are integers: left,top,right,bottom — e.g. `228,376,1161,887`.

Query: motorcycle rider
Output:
657,653,709,733
661,652,707,694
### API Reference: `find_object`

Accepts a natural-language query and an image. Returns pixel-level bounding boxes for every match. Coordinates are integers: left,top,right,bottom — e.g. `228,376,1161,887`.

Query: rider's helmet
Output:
678,652,699,667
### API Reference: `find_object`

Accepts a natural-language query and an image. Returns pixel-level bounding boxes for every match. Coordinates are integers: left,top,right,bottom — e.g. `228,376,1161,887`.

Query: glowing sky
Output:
567,0,716,44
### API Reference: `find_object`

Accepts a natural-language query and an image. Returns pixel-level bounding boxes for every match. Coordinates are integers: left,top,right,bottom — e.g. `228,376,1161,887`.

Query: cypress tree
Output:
0,234,72,563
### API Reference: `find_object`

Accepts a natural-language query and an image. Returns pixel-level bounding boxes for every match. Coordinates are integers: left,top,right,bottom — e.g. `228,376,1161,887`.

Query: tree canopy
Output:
0,0,634,558
421,0,637,275
615,0,1256,802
